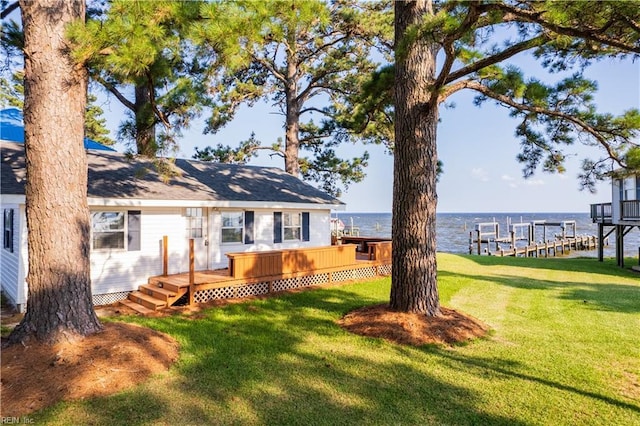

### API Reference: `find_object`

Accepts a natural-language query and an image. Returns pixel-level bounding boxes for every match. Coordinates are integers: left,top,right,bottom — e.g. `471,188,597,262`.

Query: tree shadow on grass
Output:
464,254,640,279
149,292,529,426
426,349,640,415
438,269,640,314
81,391,169,426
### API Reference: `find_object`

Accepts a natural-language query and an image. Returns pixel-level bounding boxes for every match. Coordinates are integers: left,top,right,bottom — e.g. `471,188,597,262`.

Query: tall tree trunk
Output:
9,0,103,345
284,97,301,176
390,0,440,315
284,32,301,177
135,83,157,157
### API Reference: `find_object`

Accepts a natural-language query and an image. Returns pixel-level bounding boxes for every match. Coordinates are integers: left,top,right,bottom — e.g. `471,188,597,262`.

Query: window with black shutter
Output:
3,209,13,253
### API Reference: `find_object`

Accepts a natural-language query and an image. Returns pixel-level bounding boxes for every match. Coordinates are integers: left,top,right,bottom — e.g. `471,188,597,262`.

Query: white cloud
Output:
471,168,490,182
500,175,518,188
524,179,545,186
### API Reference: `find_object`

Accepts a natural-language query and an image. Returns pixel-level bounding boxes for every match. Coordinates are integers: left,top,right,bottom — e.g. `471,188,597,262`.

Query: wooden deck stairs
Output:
120,276,190,315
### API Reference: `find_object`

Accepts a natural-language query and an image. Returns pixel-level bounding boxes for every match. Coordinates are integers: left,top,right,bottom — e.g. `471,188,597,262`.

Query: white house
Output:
1,140,345,312
590,172,640,268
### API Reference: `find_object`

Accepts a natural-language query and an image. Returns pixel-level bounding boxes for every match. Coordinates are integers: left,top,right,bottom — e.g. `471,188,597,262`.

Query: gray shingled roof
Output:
1,141,344,206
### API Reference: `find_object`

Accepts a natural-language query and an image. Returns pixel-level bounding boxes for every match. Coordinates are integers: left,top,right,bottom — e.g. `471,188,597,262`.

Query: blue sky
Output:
99,53,638,214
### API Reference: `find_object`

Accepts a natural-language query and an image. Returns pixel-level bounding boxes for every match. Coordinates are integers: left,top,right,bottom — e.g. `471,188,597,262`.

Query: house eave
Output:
0,194,25,204
0,195,346,211
86,197,346,211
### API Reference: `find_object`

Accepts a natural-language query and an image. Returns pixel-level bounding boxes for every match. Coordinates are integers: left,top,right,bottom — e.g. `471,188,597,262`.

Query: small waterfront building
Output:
0,140,345,312
591,172,640,268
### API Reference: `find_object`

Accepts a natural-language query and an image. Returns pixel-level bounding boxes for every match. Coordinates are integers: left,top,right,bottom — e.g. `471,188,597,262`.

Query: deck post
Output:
189,238,195,306
163,235,168,276
597,224,604,262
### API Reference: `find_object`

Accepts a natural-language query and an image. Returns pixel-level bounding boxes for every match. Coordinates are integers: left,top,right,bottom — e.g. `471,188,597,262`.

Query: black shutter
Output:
244,211,254,244
302,212,310,242
4,209,13,253
273,212,282,243
127,210,141,251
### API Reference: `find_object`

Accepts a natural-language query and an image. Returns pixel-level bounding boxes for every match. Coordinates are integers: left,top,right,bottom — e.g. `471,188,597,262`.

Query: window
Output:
624,177,635,201
221,212,243,243
91,211,141,251
3,209,13,253
186,208,204,238
220,211,254,244
283,212,302,241
274,211,310,243
92,212,125,249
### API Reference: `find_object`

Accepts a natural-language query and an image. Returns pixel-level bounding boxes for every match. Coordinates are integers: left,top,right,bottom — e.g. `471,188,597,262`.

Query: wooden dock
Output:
469,219,602,257
487,236,598,258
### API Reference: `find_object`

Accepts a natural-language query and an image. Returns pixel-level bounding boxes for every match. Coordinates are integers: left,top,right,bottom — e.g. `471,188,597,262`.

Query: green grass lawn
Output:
37,254,639,425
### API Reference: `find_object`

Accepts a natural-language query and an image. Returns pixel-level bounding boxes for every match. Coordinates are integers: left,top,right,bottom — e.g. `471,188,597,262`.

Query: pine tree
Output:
391,0,640,314
69,0,206,157
193,0,392,196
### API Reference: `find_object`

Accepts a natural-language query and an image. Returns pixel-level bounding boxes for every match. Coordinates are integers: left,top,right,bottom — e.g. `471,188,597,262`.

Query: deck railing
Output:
590,201,640,222
590,203,612,223
621,200,640,220
368,241,392,263
226,245,358,279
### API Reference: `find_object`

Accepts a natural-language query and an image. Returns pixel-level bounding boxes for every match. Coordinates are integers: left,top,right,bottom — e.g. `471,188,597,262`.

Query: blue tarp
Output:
0,108,116,151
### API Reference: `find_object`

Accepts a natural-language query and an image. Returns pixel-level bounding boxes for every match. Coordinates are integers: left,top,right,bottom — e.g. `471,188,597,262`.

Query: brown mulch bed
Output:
0,322,179,417
339,304,490,346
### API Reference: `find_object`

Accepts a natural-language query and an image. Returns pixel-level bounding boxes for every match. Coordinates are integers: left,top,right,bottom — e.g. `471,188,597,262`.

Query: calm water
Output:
336,212,640,258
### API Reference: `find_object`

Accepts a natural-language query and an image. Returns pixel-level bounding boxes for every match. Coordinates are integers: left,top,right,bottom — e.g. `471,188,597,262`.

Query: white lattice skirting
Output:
92,291,130,306
193,264,391,304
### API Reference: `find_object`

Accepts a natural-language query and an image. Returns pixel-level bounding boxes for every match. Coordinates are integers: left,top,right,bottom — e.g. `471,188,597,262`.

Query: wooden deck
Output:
122,242,392,315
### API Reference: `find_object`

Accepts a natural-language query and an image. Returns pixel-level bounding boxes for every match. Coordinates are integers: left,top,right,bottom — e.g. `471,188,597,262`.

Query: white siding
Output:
0,203,27,310
208,209,332,269
4,205,335,302
610,176,640,225
612,179,621,222
89,207,193,294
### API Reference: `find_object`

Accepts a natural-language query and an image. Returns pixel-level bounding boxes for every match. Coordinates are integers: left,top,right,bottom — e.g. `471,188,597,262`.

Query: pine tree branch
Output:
444,34,550,85
437,79,475,103
463,81,627,167
620,14,640,34
299,133,332,144
94,75,135,111
297,68,351,103
299,106,330,116
250,145,286,158
296,32,350,66
145,71,171,129
433,1,483,94
251,54,286,83
1,1,19,20
486,3,640,54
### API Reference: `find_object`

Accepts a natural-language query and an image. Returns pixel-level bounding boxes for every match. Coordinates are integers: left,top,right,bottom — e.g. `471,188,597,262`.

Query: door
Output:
185,207,209,270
